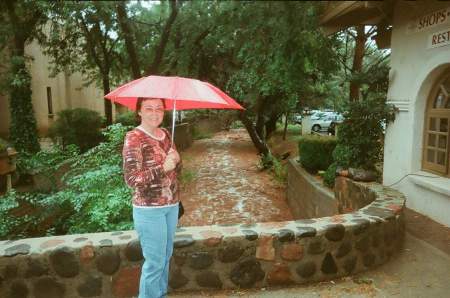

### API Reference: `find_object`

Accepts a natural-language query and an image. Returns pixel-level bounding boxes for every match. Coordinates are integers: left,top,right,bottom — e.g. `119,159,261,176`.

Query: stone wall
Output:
287,158,381,218
287,159,338,219
0,180,406,297
334,176,377,214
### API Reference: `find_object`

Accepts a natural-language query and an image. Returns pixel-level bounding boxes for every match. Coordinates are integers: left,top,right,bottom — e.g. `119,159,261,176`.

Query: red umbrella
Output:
105,75,244,144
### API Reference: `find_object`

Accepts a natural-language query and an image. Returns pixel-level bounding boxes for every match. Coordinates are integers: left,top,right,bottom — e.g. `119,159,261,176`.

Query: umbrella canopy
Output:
104,75,244,111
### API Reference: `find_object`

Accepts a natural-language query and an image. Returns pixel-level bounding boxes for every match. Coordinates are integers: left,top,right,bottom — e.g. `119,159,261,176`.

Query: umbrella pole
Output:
171,99,176,148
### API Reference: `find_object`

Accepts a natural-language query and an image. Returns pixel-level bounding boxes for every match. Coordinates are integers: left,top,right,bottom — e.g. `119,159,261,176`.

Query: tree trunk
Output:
102,75,112,125
265,113,279,139
147,0,178,75
349,25,366,102
255,114,265,141
198,50,209,80
116,2,140,79
187,28,212,76
238,111,270,156
165,28,182,75
255,96,267,141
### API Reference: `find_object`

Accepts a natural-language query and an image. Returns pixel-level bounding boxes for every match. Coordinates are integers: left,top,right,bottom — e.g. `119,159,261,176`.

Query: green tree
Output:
333,26,390,103
40,2,123,125
0,1,49,153
159,1,339,158
41,1,339,161
115,0,179,77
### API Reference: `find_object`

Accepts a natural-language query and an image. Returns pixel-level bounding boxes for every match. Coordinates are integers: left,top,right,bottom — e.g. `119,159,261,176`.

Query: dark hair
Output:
135,97,166,123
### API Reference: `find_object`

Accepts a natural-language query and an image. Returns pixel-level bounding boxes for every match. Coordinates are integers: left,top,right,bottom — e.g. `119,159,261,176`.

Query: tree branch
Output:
116,1,141,79
78,15,104,75
146,0,179,75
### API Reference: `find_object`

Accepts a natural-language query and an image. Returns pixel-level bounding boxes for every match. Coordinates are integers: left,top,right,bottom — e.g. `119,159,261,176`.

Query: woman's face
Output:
138,98,165,128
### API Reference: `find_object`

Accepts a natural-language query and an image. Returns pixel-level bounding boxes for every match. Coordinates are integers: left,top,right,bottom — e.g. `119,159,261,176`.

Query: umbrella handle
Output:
171,100,176,148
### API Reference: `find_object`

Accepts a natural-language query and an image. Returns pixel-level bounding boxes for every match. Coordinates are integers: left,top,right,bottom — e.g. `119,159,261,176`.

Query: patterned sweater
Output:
122,127,180,207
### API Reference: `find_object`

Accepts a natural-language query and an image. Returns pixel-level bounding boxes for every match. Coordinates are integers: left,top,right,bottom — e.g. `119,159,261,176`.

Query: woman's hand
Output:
163,157,177,172
163,148,180,172
167,148,180,164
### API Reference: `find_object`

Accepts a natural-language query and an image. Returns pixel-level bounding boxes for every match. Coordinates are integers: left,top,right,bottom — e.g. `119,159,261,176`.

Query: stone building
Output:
321,0,450,227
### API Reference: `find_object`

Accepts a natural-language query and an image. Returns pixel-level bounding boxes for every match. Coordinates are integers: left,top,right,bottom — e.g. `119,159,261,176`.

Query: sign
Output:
428,28,450,49
408,7,450,33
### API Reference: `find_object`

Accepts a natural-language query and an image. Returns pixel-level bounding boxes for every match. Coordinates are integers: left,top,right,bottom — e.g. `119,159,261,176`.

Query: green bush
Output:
42,124,133,234
0,124,134,240
16,144,79,175
0,190,55,240
333,96,396,171
298,135,337,173
49,108,104,152
15,145,80,192
114,111,138,127
257,153,286,182
230,120,244,129
323,163,337,188
272,157,287,183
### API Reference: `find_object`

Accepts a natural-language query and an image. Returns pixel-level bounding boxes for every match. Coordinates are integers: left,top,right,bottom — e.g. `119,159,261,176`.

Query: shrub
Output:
257,153,286,182
333,96,396,171
323,163,337,188
15,144,80,192
298,135,337,173
0,124,134,239
0,190,54,240
272,157,287,183
114,111,138,127
49,108,104,152
230,120,244,129
16,145,79,175
43,123,133,234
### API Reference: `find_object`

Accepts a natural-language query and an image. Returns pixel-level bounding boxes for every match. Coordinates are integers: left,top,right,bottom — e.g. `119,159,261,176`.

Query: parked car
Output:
310,112,343,133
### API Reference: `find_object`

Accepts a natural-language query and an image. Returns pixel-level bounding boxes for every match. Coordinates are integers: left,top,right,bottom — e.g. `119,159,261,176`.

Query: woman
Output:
122,97,181,298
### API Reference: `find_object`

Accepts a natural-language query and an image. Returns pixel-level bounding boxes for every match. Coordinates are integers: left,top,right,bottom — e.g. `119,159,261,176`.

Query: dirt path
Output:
178,128,293,227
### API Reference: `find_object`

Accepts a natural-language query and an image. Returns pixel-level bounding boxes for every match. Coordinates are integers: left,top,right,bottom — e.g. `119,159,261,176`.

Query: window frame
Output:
422,71,450,177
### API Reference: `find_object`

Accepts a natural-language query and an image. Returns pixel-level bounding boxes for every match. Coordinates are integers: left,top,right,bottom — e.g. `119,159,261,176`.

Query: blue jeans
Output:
133,204,179,298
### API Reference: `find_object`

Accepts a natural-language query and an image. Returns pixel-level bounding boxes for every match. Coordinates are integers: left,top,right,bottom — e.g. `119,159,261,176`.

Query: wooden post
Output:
6,174,12,192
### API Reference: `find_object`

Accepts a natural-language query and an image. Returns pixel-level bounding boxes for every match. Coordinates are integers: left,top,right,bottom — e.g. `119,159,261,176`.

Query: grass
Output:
261,122,304,184
179,169,196,187
272,157,287,183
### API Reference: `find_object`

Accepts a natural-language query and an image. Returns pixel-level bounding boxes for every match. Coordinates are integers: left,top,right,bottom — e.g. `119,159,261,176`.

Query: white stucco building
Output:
322,1,450,227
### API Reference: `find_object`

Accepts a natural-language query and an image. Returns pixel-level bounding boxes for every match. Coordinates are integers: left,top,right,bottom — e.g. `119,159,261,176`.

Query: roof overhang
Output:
320,1,394,35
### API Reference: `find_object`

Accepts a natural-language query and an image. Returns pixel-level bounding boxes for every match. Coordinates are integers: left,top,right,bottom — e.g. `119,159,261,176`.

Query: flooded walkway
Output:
178,128,293,226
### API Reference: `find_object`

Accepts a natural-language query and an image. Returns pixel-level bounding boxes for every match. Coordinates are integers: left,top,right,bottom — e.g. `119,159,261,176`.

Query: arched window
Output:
423,72,450,176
